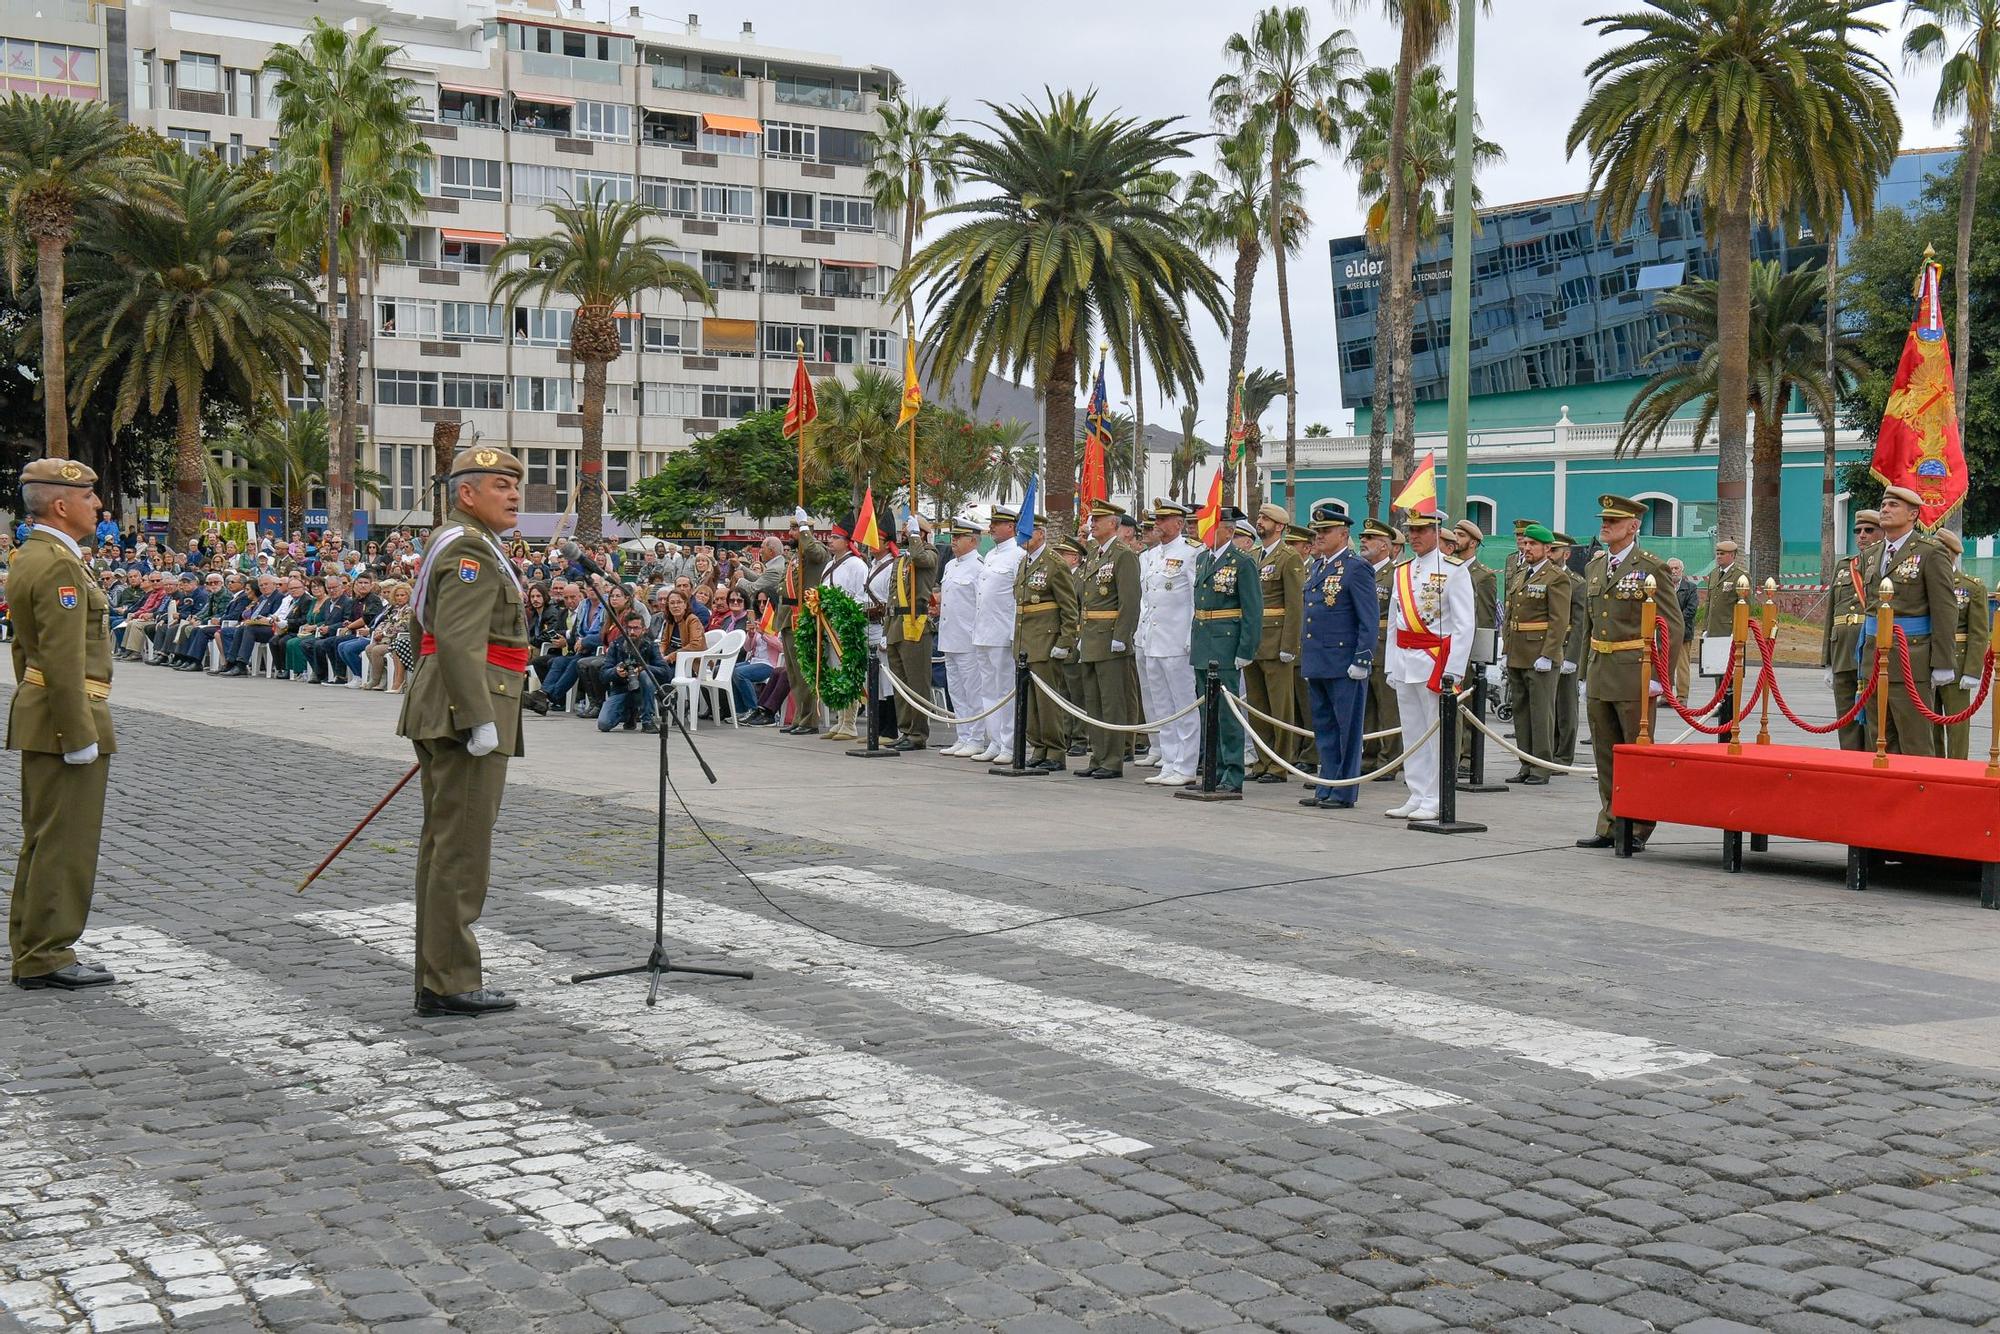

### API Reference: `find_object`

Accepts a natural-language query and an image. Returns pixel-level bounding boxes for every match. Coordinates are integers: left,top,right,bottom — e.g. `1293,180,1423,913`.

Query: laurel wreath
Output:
793,584,868,710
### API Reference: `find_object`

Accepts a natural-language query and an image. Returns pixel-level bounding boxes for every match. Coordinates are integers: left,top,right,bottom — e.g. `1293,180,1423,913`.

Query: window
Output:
132,49,152,111
765,121,816,160
700,184,752,221
606,451,631,496
376,369,440,407
701,385,758,420
439,236,494,269
514,307,574,347
406,155,435,197
763,323,817,359
440,373,505,410
641,382,698,417
166,127,211,155
525,448,573,508
818,326,859,365
817,195,874,232
643,109,697,146
439,89,500,126
377,299,438,340
441,301,504,342
642,176,697,217
765,189,815,229
866,329,892,367
511,163,574,205
642,317,697,352
440,155,501,201
377,445,421,513
820,263,879,299
572,169,635,204
514,376,576,413
574,100,630,142
179,51,220,94
818,126,871,167
698,127,758,156
225,67,258,117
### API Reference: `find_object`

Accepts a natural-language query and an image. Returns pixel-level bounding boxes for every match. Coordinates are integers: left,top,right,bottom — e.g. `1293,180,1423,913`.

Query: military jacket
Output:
1013,543,1079,663
1853,533,1959,682
1822,557,1869,671
1503,559,1572,668
398,508,529,755
1701,564,1746,638
780,530,831,631
1469,562,1498,632
1952,571,1992,678
1562,563,1588,668
1582,544,1683,703
1077,539,1140,664
1252,542,1304,661
1189,544,1263,674
1372,561,1395,665
1300,548,1374,680
5,529,115,756
887,538,938,645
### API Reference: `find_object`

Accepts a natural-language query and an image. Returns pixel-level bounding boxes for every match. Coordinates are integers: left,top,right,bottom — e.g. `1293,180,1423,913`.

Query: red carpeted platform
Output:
1611,742,2000,904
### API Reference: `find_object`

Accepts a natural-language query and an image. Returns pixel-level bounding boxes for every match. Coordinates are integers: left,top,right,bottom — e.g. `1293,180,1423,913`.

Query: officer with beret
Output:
1858,485,1959,757
8,458,117,989
1298,502,1374,809
1503,522,1572,785
1822,509,1881,752
399,445,531,1016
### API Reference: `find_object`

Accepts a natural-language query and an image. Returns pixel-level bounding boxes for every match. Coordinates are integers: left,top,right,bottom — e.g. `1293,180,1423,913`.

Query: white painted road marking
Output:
543,886,1464,1120
762,866,1718,1080
90,926,767,1249
302,904,1152,1173
0,1090,325,1333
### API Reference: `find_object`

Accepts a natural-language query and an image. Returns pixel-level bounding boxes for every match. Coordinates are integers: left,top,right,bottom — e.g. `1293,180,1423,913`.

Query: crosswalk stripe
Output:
0,1091,325,1332
301,904,1152,1174
89,926,767,1247
542,886,1463,1120
762,866,1718,1081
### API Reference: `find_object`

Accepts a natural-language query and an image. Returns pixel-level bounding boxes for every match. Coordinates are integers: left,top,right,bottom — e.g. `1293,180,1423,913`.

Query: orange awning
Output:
441,228,507,245
515,91,576,107
820,258,875,269
701,113,761,135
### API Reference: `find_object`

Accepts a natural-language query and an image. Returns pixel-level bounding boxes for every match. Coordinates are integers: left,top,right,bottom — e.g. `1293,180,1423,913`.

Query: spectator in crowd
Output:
351,579,410,689
265,574,309,678
574,580,639,719
107,570,145,633
94,509,120,548
532,581,605,711
301,572,355,684
217,574,285,675
283,576,331,680
155,571,211,666
116,574,170,659
179,572,249,670
673,575,710,627
657,587,707,675
731,590,784,722
332,574,388,683
598,610,669,733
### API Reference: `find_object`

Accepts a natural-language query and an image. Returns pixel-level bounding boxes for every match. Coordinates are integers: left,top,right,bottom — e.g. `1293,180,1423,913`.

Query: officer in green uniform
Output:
1549,532,1588,766
1575,495,1683,850
1699,539,1746,738
8,458,117,990
1446,519,1498,773
1856,485,1960,757
886,512,939,750
1187,514,1265,792
1358,518,1399,775
1822,509,1879,753
1055,536,1090,754
398,445,530,1017
1934,528,1991,760
781,508,831,734
1013,519,1079,771
1074,500,1140,779
1502,523,1571,785
1244,502,1303,784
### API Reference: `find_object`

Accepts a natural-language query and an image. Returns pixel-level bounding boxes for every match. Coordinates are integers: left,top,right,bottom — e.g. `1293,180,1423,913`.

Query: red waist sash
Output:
419,634,530,672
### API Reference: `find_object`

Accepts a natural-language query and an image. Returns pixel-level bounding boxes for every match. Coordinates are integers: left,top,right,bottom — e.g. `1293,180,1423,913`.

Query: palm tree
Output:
264,20,418,540
489,191,711,543
0,96,169,458
984,417,1041,504
1236,368,1288,501
1172,401,1211,504
894,91,1226,531
67,150,325,547
1569,0,1900,563
1212,7,1362,509
1185,125,1309,506
216,406,385,535
1620,262,1863,576
1905,0,2000,428
1344,62,1504,510
865,96,961,328
810,366,905,510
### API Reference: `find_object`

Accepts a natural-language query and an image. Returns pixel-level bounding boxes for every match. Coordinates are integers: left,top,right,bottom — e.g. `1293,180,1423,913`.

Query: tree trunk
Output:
1714,194,1751,550
577,356,609,545
1245,435,1263,507
1820,244,1839,612
431,418,462,526
1044,347,1079,535
1131,325,1146,518
1748,406,1783,585
169,391,205,550
1953,118,1985,435
1386,26,1420,497
901,195,918,329
1367,286,1391,518
343,253,364,530
1270,149,1297,515
323,130,350,543
1222,237,1257,505
35,233,68,458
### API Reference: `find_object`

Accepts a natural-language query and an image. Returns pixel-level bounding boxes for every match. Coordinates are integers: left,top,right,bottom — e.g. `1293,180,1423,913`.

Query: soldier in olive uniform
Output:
1502,523,1572,785
1575,494,1684,851
781,508,831,734
1186,516,1265,793
1447,519,1498,773
399,446,531,1016
1857,485,1960,757
1055,536,1090,754
1244,502,1304,784
1933,528,1991,760
1822,510,1880,752
1358,518,1399,774
886,513,939,750
1549,532,1588,765
1074,501,1141,779
8,459,117,990
1013,521,1080,771
1698,539,1747,740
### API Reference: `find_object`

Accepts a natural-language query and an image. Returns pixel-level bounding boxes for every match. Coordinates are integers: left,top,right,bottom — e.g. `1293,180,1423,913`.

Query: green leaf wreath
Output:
793,584,869,710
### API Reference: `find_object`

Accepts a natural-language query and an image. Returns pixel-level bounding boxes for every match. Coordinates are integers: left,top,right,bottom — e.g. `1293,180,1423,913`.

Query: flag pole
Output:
908,318,920,522
794,340,806,508
1442,0,1477,524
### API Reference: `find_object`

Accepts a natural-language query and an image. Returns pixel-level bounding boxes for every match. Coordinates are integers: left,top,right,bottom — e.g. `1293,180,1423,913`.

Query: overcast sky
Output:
650,0,1963,442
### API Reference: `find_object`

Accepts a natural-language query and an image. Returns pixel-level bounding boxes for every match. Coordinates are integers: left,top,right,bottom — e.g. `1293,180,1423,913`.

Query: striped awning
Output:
441,228,506,245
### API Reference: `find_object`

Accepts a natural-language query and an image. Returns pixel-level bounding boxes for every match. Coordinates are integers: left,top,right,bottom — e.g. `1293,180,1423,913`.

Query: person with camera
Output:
597,609,669,733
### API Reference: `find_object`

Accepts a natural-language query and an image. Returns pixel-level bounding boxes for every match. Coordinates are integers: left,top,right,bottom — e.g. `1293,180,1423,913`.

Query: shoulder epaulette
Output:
1444,554,1466,567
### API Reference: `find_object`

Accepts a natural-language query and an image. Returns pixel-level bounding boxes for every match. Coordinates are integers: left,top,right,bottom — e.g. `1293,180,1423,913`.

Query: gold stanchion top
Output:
1643,573,1657,592
1736,573,1750,592
1879,578,1894,602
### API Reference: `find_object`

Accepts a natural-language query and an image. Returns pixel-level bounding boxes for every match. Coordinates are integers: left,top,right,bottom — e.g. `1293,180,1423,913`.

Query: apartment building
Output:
21,0,904,531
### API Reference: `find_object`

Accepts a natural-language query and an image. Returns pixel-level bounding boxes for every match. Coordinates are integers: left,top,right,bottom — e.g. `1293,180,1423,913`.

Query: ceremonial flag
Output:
853,486,883,551
757,600,777,635
897,334,923,428
1194,469,1225,548
1017,475,1039,545
1226,374,1245,467
782,345,817,439
1871,249,1968,529
1079,352,1111,512
1391,451,1438,517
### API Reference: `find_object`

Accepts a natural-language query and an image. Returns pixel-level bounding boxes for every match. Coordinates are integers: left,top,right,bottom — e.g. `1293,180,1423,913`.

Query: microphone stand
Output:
570,632,753,1005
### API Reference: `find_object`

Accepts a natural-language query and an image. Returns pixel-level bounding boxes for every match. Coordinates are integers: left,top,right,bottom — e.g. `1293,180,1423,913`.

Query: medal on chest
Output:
1420,571,1444,620
1894,555,1923,583
1028,568,1047,591
1213,563,1238,594
1321,570,1343,607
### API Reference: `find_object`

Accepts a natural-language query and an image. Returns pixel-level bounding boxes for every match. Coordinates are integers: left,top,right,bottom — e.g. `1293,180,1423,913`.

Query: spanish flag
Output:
757,600,777,635
896,333,923,428
1194,469,1225,548
853,485,883,551
1391,451,1438,517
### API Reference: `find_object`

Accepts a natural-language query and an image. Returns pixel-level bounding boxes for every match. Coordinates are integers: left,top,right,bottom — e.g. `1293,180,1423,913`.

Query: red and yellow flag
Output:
896,334,923,428
853,486,883,551
1871,250,1967,529
1194,469,1225,548
1391,451,1438,517
782,345,817,439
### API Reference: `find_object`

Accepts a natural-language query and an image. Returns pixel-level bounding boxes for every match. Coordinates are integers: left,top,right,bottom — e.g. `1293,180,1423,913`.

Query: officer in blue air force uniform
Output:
1299,501,1377,810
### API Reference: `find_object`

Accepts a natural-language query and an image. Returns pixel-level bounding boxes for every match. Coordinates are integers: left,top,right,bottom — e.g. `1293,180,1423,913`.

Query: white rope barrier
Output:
1222,689,1442,789
1453,702,1598,777
1209,683,1399,743
878,663,1017,726
1028,672,1203,733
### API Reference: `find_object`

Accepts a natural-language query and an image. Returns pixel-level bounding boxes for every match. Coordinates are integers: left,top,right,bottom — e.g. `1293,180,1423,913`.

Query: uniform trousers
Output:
1060,660,1089,748
10,751,108,978
1833,669,1868,752
1137,653,1197,776
1202,665,1250,789
887,634,932,743
1292,664,1318,772
1122,657,1142,759
1391,679,1444,814
1588,695,1658,840
1939,683,1974,760
782,616,820,729
1364,665,1399,766
1305,675,1365,806
1242,658,1296,778
974,644,1015,756
1880,642,1941,758
1025,657,1067,762
412,737,508,996
1506,665,1559,775
1554,671,1581,764
942,650,985,750
1080,656,1131,774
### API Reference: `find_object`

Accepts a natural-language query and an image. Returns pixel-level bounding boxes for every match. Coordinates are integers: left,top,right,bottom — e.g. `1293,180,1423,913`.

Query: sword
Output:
295,762,419,894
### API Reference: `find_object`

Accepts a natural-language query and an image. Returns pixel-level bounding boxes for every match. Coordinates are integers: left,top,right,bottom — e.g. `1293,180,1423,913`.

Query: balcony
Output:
774,82,863,114
519,51,622,85
649,65,744,98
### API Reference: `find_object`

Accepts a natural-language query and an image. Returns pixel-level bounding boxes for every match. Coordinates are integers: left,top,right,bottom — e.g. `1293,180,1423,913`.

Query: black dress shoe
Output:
791,724,820,736
1088,767,1123,779
1216,782,1243,794
1067,743,1088,758
14,962,114,990
1505,773,1532,784
1299,796,1329,808
1521,775,1549,786
1253,774,1286,785
892,737,922,751
1575,835,1615,849
641,720,660,733
1036,759,1066,772
416,987,518,1017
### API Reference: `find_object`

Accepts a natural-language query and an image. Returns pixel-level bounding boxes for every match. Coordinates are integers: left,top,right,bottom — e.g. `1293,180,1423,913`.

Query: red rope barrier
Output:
1747,623,1879,735
1891,626,1995,726
1647,623,1740,735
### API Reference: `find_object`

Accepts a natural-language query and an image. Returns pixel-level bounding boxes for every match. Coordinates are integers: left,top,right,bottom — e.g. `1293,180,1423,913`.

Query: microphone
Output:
559,540,610,581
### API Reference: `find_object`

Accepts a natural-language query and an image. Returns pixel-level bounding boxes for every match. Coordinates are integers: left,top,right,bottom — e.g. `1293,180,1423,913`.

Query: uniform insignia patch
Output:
58,586,78,609
59,462,83,481
458,557,481,583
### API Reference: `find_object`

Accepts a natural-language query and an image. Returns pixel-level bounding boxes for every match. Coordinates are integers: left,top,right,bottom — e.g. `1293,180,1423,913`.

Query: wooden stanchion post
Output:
1874,578,1893,769
1727,574,1751,754
1756,576,1777,745
1637,575,1658,746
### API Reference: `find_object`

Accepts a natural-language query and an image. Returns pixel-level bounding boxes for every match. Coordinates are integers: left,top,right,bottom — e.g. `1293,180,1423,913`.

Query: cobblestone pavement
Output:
8,701,2000,1333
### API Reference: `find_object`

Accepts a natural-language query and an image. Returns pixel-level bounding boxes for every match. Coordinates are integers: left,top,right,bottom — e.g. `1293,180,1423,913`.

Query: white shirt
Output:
1385,547,1475,685
972,538,1025,648
31,524,82,561
938,549,983,654
825,549,868,603
862,554,895,646
1136,534,1197,658
1880,533,1910,580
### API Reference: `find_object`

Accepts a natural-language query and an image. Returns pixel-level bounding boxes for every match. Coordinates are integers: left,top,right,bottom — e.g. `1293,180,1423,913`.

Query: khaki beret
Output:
449,445,526,480
1454,519,1485,544
1257,502,1290,527
1881,484,1924,509
1937,528,1965,556
21,457,97,488
1714,539,1739,553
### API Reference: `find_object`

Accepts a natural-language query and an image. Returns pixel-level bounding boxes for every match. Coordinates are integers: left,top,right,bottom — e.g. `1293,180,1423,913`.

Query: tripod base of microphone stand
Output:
571,944,754,1008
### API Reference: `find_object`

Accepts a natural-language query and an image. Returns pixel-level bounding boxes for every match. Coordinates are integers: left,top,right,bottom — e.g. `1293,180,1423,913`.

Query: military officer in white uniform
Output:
969,504,1025,762
1385,511,1475,821
819,516,870,740
1135,502,1200,785
937,517,986,756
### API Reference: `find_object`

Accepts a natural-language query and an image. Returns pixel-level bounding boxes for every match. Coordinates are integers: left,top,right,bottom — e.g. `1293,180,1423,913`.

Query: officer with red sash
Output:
1384,510,1473,822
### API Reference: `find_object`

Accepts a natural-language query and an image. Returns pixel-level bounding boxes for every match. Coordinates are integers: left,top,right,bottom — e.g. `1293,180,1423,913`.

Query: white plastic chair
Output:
671,628,745,731
248,639,276,678
702,628,746,728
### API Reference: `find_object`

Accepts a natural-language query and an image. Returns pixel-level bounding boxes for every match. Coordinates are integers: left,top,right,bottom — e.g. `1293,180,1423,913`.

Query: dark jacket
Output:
1674,577,1699,634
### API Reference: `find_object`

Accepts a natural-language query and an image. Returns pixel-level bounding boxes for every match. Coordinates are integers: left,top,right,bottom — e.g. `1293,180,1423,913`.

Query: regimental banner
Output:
1871,250,1967,530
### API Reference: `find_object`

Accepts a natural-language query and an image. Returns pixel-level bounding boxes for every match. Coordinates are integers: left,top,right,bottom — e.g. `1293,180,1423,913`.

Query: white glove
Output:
1932,667,1956,686
1647,680,1663,697
465,722,500,757
1822,668,1834,690
1111,640,1126,654
1534,657,1552,673
1234,656,1253,670
904,514,920,536
1561,661,1577,675
1347,663,1369,681
1279,652,1295,664
792,506,810,526
1961,675,1980,692
1050,646,1069,660
62,743,99,766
